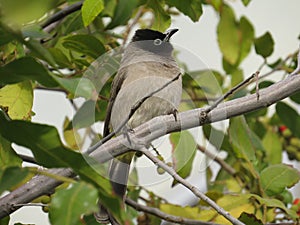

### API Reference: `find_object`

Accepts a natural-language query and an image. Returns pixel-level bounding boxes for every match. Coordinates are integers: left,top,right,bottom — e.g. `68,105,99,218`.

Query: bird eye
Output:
154,39,162,45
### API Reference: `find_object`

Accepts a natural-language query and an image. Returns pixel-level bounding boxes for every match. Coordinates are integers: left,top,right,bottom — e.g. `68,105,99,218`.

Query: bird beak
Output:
163,28,179,42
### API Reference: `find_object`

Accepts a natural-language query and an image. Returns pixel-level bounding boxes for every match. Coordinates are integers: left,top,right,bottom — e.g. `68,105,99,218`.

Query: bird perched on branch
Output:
95,28,182,224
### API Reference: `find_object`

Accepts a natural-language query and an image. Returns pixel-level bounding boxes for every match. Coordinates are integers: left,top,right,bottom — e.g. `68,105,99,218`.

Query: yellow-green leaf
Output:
170,131,197,186
0,81,33,120
0,135,21,169
160,203,200,220
81,0,104,27
262,130,282,164
214,195,255,224
260,164,300,196
228,116,258,161
217,5,254,66
148,0,171,32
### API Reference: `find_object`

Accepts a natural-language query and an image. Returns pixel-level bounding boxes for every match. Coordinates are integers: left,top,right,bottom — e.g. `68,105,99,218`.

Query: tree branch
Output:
86,72,182,154
139,147,244,225
197,145,236,176
1,62,300,218
41,2,83,29
125,198,219,225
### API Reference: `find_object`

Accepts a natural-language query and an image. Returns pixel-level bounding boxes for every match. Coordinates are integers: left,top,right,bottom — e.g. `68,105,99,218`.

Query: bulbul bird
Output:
95,28,182,224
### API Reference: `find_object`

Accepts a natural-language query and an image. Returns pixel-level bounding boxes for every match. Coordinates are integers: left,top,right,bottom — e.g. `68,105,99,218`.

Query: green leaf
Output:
276,102,300,139
54,76,97,99
63,34,105,59
101,0,117,17
24,39,57,67
238,212,263,225
48,48,72,68
248,193,299,219
254,32,274,58
217,5,239,65
188,70,223,97
203,124,232,152
60,11,84,35
0,81,33,120
0,57,57,87
49,182,98,225
0,215,9,225
262,130,282,164
21,24,52,39
170,131,196,186
160,203,200,220
228,116,259,161
241,0,251,6
0,26,15,46
208,0,222,11
0,113,77,168
230,67,244,87
166,0,203,22
81,0,104,27
0,110,127,223
239,16,255,64
0,135,22,169
260,164,300,196
214,195,255,224
217,5,254,66
72,100,97,129
71,100,107,129
106,0,139,29
0,167,32,195
290,91,300,104
81,214,99,225
148,0,171,32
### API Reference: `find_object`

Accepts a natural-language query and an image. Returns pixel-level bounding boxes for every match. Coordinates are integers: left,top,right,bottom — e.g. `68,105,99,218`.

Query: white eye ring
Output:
154,39,162,45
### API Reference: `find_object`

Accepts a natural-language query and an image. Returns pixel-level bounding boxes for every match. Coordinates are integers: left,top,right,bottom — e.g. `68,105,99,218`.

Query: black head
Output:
131,28,178,55
132,29,178,42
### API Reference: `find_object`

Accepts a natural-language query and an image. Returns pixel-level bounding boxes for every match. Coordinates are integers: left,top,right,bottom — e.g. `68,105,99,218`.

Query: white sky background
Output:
10,0,300,224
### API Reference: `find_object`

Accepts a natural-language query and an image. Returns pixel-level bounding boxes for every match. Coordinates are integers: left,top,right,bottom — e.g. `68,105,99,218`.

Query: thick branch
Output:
1,71,300,218
0,168,75,218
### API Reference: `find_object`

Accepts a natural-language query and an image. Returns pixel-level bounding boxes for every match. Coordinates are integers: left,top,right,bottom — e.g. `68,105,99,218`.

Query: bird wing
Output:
103,68,127,137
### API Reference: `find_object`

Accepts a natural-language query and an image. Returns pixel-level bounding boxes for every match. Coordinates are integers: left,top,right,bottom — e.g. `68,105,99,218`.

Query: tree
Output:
0,0,300,224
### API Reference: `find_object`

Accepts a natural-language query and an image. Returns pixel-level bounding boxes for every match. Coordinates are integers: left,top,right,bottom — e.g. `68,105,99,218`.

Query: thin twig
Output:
181,97,219,102
122,6,145,45
197,145,236,176
255,71,260,100
139,147,245,225
125,198,219,225
205,72,259,114
41,2,83,29
259,50,298,79
86,72,182,154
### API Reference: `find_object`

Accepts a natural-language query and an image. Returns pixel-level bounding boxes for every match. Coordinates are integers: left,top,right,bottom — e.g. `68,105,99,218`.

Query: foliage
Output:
0,0,299,225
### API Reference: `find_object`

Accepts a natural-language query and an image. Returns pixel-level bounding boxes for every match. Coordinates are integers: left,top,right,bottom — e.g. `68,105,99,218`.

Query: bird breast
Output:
110,61,182,132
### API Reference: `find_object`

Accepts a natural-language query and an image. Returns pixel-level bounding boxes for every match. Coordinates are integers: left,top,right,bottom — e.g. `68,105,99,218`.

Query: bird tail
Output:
95,153,134,224
109,153,134,197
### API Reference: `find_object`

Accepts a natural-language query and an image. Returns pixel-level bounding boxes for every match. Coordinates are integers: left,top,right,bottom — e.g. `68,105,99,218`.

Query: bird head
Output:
131,28,178,55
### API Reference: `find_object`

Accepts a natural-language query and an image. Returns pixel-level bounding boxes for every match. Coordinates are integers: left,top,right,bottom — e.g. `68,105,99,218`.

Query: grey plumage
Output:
95,28,182,224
